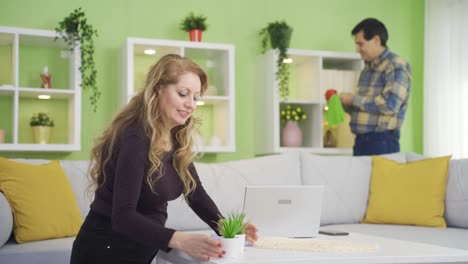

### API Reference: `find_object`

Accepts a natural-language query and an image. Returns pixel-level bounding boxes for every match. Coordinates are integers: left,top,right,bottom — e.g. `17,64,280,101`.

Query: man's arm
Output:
351,66,411,114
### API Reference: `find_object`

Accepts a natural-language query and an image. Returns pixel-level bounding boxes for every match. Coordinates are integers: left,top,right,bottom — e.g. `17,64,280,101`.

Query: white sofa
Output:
0,152,467,263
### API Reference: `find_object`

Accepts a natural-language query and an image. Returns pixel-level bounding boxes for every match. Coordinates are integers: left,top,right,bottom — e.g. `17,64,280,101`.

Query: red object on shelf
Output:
325,89,337,101
189,29,202,42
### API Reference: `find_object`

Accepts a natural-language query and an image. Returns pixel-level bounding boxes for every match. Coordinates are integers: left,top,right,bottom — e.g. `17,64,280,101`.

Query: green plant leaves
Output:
30,112,54,127
216,212,249,239
56,7,100,112
259,20,293,99
280,104,307,126
180,12,208,32
259,21,292,58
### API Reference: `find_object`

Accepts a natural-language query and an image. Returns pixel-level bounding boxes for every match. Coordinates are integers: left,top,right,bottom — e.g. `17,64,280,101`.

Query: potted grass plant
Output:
30,112,54,144
216,212,249,258
180,12,208,42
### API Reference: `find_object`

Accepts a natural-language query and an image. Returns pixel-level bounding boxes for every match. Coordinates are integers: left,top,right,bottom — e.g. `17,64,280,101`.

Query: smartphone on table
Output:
319,230,349,236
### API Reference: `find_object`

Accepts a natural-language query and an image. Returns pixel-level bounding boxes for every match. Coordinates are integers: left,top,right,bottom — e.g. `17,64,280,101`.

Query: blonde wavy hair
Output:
88,54,208,199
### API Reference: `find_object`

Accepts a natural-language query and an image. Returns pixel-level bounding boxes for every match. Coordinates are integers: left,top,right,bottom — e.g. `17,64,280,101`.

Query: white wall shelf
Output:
121,37,235,153
0,26,81,152
255,49,363,155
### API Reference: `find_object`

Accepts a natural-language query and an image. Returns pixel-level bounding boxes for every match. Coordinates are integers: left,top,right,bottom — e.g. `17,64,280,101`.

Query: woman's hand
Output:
244,223,258,244
169,231,225,261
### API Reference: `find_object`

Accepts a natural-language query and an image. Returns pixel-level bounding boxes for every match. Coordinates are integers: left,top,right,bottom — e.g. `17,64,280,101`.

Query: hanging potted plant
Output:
259,20,293,99
180,12,208,42
30,112,54,144
216,212,249,258
55,7,100,112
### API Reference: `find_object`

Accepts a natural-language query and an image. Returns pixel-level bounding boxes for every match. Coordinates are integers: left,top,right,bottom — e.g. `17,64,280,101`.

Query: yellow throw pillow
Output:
0,158,83,243
362,155,451,228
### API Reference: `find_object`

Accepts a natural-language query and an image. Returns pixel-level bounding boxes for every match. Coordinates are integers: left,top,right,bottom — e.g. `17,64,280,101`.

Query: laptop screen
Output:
242,185,324,238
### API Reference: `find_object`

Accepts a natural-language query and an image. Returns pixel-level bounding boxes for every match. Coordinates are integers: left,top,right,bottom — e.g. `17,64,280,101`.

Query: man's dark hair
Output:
351,18,388,47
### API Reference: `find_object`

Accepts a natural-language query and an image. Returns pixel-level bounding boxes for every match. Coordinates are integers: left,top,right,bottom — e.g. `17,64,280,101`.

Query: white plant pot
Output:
220,235,245,258
235,234,246,255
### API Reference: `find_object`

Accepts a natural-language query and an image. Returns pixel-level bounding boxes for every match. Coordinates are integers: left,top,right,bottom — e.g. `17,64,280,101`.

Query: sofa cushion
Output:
300,153,371,225
405,152,426,161
0,237,74,264
407,154,468,229
11,159,92,220
0,192,13,248
444,159,468,228
0,158,83,243
299,152,407,226
363,156,450,227
59,160,93,218
166,152,302,230
323,223,468,250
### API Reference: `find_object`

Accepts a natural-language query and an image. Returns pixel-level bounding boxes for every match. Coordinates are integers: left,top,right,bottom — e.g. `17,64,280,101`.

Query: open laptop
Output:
242,185,324,238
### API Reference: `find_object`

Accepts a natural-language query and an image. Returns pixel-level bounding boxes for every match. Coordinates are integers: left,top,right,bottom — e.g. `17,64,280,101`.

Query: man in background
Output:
340,18,412,156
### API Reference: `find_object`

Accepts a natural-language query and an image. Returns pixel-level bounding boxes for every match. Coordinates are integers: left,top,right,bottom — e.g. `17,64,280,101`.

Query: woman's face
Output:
158,72,201,129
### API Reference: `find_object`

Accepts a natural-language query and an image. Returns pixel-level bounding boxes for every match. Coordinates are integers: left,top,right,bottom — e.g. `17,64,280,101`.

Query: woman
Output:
71,54,257,263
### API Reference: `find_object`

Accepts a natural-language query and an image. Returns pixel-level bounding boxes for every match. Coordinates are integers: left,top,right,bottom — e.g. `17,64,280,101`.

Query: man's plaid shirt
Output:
349,49,412,135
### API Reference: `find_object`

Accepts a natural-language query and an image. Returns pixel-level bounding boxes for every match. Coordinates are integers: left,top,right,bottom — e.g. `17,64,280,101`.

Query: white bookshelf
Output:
255,49,363,155
0,26,81,152
121,38,235,153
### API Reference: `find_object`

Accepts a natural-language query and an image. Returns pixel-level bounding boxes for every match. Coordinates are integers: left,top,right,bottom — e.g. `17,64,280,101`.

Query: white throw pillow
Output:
299,152,407,226
59,160,93,218
380,152,408,163
300,153,372,225
444,159,468,228
406,153,468,228
405,152,426,162
0,192,13,247
166,152,302,230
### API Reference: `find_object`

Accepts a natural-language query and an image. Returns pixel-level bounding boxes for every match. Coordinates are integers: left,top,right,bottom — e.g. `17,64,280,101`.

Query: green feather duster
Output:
326,94,345,126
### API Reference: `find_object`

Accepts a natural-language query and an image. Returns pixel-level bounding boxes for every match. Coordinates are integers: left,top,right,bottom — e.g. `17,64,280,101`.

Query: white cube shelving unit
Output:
0,26,81,152
121,38,235,153
255,49,363,155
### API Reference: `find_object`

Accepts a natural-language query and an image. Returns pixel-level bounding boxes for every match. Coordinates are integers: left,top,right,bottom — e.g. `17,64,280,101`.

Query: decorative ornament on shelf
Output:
280,104,307,147
179,12,208,42
259,20,293,99
30,112,54,144
40,66,52,88
323,128,337,148
204,60,218,96
55,7,100,112
216,212,249,258
324,89,345,126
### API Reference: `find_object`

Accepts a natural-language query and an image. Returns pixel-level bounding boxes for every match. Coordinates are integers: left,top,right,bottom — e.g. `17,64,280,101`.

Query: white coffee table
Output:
155,232,468,264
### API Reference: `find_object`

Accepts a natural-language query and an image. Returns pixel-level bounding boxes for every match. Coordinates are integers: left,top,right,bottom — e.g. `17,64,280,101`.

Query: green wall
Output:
0,0,424,161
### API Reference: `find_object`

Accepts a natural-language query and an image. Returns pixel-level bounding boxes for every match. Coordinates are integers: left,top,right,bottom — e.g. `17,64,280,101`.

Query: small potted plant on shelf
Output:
216,212,249,258
180,12,208,42
280,104,307,147
30,112,54,144
259,20,293,99
55,7,100,112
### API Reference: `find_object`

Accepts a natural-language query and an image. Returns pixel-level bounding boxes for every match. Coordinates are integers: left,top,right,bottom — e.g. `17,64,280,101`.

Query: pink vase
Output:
282,121,303,147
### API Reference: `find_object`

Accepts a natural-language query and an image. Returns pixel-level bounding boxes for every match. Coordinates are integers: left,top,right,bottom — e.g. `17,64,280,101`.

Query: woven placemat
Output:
254,237,379,253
